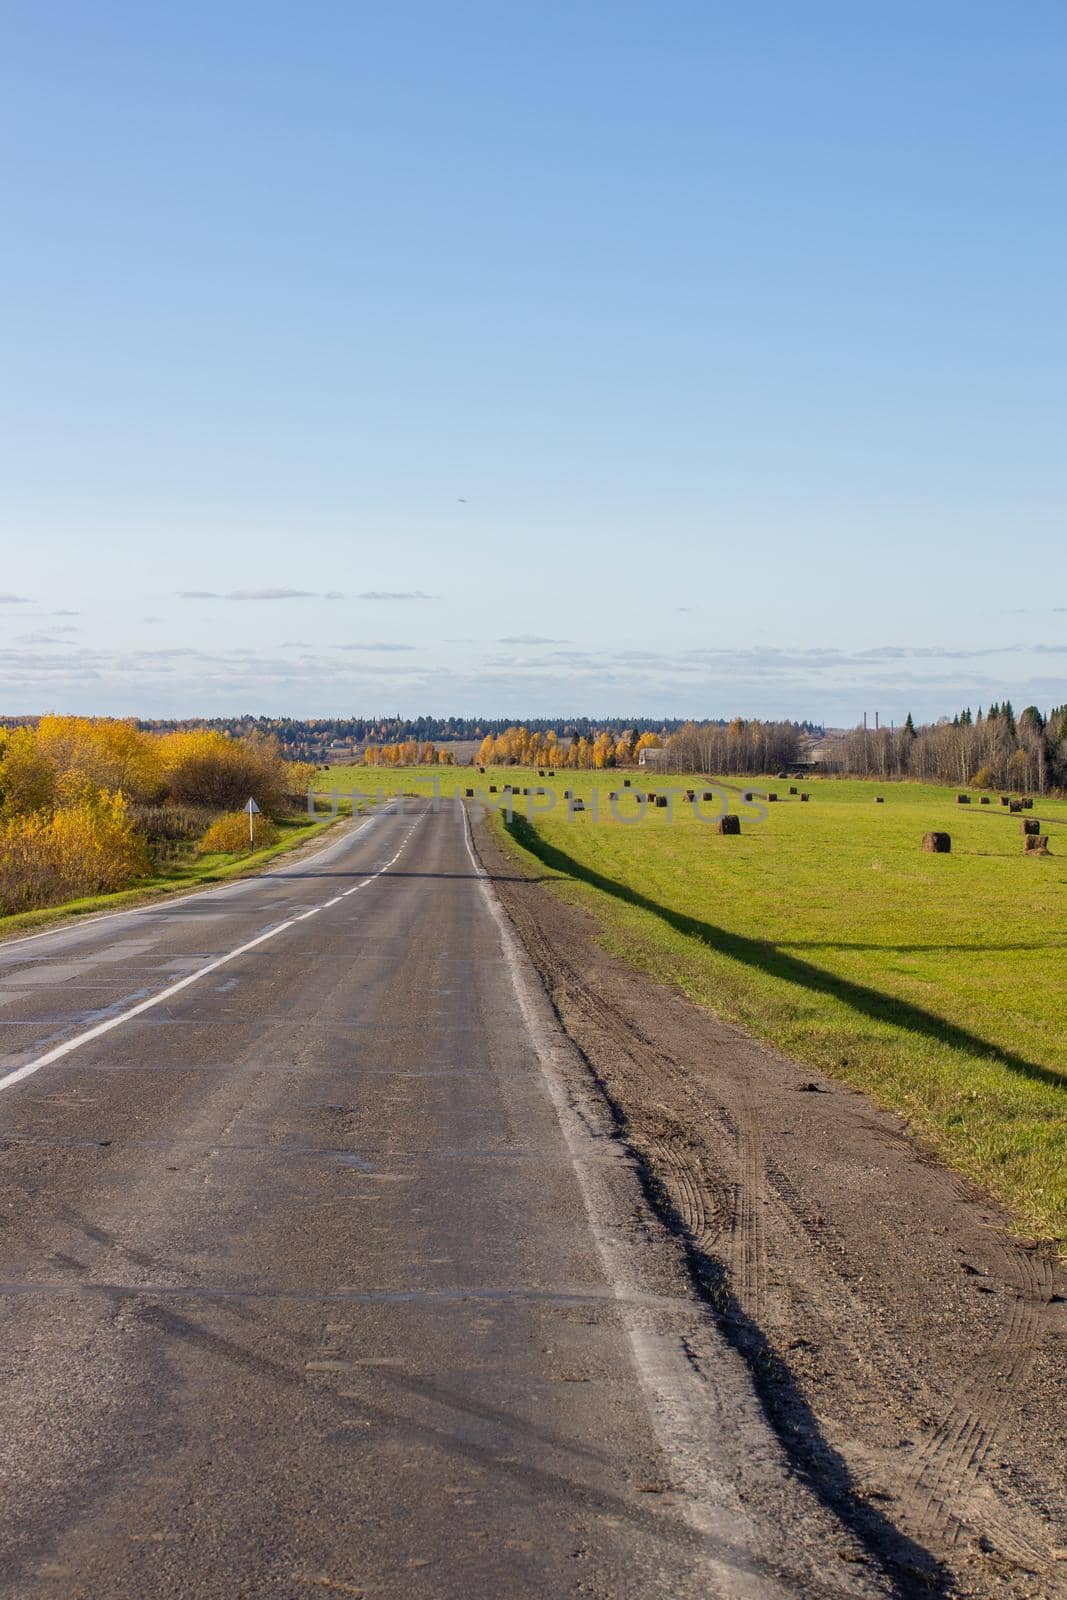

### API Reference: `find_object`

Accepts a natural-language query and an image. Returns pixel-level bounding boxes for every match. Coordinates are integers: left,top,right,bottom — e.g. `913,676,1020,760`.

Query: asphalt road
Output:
0,803,884,1600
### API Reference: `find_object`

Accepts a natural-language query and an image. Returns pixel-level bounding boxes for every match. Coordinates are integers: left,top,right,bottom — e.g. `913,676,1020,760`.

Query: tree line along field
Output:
314,764,1067,1251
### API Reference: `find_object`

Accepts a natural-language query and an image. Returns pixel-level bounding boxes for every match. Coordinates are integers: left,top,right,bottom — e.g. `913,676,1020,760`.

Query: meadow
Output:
316,763,1067,1248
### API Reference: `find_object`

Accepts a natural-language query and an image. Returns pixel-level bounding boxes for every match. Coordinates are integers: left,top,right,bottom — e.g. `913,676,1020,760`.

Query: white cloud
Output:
0,634,1062,724
498,634,568,645
338,642,415,652
177,587,317,601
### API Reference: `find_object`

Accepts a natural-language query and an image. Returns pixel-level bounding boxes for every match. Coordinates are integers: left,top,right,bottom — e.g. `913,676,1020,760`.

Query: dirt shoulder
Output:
473,811,1067,1600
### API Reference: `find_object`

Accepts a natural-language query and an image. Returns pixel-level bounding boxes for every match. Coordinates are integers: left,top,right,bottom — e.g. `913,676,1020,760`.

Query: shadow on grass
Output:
505,816,1067,1093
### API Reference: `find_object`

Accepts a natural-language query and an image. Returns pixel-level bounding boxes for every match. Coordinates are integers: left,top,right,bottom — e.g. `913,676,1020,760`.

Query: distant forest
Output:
130,714,824,762
7,707,1060,789
820,703,1067,793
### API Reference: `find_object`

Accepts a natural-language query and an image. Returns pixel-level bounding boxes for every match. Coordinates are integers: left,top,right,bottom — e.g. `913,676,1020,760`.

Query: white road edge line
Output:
0,810,424,1095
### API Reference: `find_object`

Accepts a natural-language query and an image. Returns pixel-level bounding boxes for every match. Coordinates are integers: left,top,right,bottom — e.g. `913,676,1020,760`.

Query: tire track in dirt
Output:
896,1199,1058,1569
729,1082,769,1324
760,1148,1058,1579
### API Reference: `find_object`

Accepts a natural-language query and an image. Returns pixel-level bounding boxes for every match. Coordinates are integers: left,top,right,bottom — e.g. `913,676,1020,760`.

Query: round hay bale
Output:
464,788,474,798
717,814,741,835
571,799,585,812
800,793,810,802
1023,834,1049,854
702,791,714,801
923,831,951,853
980,796,990,804
1022,818,1041,835
489,785,497,793
1023,798,1034,809
1009,800,1022,814
767,793,778,802
789,786,798,795
874,797,884,803
655,795,668,808
623,778,632,786
1000,796,1011,806
956,794,970,804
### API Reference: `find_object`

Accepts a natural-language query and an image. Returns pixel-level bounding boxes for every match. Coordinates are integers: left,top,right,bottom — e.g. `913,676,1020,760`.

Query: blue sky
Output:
3,1,1065,724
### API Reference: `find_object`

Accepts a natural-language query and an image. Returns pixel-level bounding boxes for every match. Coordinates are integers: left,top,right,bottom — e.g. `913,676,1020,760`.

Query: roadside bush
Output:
197,811,280,855
0,792,150,914
127,802,219,869
161,731,291,814
971,765,997,789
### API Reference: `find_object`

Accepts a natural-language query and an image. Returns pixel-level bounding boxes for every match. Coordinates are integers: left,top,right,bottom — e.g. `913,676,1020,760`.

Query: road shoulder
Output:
471,808,1067,1600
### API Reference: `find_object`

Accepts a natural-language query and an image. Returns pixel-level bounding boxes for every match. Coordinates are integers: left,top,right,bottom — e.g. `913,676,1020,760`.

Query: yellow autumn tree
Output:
0,790,149,914
0,727,57,816
35,715,165,802
592,731,614,769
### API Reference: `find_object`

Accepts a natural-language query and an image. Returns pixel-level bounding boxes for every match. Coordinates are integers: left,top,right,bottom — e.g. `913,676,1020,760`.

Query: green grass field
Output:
316,763,1067,1249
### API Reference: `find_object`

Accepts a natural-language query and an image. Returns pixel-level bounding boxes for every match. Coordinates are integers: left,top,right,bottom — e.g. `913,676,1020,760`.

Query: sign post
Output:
244,796,260,852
